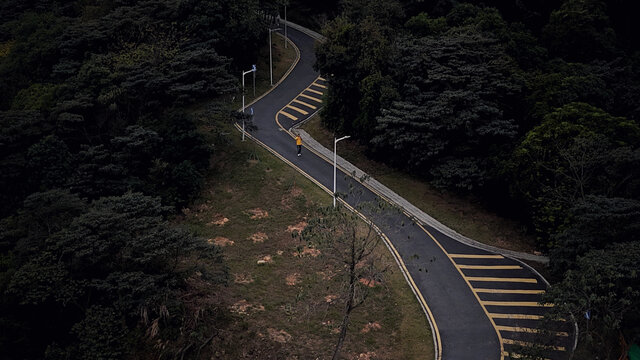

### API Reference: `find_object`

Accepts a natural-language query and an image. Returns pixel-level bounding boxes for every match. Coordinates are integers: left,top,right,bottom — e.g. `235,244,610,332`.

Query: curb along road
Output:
237,22,573,360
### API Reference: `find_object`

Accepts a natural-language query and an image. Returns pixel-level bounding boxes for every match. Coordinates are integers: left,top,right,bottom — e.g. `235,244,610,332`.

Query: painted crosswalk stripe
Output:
313,82,327,89
467,277,538,283
496,325,568,337
450,254,504,259
458,265,522,270
490,313,543,320
503,338,565,352
475,289,545,294
482,301,553,307
306,88,323,95
299,93,323,103
286,104,309,115
293,99,317,109
279,111,298,121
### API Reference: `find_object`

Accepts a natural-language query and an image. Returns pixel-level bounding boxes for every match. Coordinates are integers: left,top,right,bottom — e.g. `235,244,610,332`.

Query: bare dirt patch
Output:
287,221,307,233
246,208,269,219
285,273,301,286
324,295,337,303
234,273,255,284
356,352,377,360
360,322,382,334
359,278,381,287
210,237,234,247
230,299,265,315
208,214,229,226
249,232,268,243
267,328,292,343
293,247,321,258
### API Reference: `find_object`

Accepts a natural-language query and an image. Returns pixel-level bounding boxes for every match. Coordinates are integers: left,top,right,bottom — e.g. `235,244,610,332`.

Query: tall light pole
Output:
333,135,350,207
268,27,281,86
242,64,256,141
284,5,287,49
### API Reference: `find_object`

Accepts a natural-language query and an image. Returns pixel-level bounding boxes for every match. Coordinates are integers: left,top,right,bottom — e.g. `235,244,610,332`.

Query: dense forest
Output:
0,0,285,358
314,0,640,357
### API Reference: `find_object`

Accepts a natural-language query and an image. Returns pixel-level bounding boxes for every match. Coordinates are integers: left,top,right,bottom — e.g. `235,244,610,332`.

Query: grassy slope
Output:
180,35,434,359
303,115,538,254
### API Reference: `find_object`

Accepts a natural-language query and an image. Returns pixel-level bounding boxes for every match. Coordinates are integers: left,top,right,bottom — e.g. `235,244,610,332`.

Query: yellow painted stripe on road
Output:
313,82,327,89
503,338,566,352
491,313,544,320
502,351,551,360
475,289,545,294
279,110,298,121
482,301,554,307
306,88,323,95
459,265,522,270
292,99,317,109
467,277,538,283
318,76,326,81
496,326,568,337
450,254,504,259
299,93,323,103
286,104,309,115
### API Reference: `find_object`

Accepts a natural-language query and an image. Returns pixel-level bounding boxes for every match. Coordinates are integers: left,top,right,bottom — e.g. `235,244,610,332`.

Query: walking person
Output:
295,134,302,157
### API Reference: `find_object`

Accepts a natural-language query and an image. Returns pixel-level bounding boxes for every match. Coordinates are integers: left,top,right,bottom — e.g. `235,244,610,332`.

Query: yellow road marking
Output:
503,338,566,351
313,82,327,89
292,99,317,109
482,301,553,307
450,254,504,259
318,76,326,81
418,224,506,360
306,88,323,95
467,277,538,283
496,326,568,337
475,289,545,294
299,93,323,102
502,351,551,360
279,110,298,121
458,265,522,270
286,104,309,115
491,313,543,320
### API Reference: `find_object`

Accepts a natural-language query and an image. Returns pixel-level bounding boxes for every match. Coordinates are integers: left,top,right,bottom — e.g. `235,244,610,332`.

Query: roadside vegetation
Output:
312,0,640,357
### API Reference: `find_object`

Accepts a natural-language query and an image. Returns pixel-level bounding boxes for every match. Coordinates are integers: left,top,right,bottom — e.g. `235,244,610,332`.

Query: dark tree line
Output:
315,0,640,356
0,0,279,358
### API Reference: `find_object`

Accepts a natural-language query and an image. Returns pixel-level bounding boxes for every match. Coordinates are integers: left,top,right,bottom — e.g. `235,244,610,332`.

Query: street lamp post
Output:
242,64,257,141
333,135,350,207
268,28,281,86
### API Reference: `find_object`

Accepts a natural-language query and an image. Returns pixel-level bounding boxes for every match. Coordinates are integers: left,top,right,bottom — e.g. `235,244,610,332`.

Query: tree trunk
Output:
332,300,353,360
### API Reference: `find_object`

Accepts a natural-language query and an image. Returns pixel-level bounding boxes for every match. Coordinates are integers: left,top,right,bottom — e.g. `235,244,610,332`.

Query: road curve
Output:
241,26,572,360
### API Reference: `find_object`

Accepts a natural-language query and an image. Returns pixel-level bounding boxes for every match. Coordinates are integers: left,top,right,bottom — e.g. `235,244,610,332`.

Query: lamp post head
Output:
252,64,257,72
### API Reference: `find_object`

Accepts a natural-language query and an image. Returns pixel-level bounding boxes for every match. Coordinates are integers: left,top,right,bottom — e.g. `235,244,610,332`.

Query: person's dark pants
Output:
297,144,301,156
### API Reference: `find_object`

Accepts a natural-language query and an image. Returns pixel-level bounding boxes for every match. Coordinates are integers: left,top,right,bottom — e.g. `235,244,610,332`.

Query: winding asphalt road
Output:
240,26,573,360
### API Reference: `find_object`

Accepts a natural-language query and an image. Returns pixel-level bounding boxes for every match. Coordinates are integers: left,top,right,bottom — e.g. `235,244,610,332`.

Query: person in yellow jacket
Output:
295,134,302,157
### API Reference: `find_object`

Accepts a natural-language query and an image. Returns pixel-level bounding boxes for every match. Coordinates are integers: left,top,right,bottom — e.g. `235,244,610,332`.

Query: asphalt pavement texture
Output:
241,26,572,360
